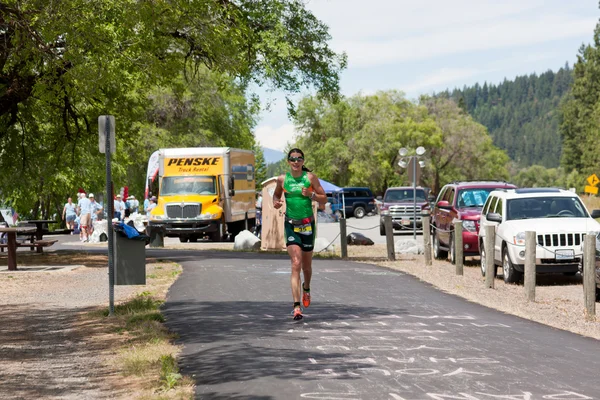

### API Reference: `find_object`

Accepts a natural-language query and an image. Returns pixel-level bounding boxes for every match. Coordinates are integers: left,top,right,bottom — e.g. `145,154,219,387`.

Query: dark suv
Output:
331,187,376,219
431,181,516,263
379,186,429,235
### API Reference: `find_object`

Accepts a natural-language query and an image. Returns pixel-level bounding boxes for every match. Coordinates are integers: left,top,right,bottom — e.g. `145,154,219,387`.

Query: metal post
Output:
105,119,115,316
583,234,596,320
484,225,495,289
384,215,395,261
453,221,463,275
524,231,536,302
412,156,417,240
339,217,347,259
423,212,432,266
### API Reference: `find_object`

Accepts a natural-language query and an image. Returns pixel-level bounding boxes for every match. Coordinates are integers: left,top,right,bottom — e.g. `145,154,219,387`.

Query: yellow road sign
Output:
585,185,599,195
587,174,600,187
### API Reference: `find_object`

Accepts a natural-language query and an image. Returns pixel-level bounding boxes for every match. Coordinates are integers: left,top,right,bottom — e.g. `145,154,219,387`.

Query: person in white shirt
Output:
114,194,125,221
146,196,157,213
77,192,92,242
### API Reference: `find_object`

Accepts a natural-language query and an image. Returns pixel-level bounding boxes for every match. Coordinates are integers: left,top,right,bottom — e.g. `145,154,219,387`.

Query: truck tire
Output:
353,206,366,219
179,236,189,243
209,219,226,242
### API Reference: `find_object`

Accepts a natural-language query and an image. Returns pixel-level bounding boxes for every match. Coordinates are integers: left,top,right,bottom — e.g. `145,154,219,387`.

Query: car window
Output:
494,198,504,217
447,189,455,205
507,196,588,220
384,189,426,202
482,195,493,215
487,197,498,216
457,188,496,208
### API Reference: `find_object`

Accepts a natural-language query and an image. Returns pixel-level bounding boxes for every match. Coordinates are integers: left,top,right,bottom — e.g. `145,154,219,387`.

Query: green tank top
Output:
283,171,313,219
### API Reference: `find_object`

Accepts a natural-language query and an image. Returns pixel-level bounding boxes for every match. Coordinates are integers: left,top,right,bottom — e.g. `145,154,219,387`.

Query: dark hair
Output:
287,148,311,172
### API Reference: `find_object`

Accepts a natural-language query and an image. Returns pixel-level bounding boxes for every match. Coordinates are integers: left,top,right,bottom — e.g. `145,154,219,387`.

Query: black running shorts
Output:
284,215,315,252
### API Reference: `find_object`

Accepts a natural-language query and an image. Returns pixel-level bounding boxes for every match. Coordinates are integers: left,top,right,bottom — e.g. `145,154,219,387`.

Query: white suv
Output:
479,188,600,283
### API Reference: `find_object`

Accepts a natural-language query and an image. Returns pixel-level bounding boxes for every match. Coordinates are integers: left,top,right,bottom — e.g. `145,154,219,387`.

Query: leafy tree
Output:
0,0,346,217
440,66,573,168
560,23,600,178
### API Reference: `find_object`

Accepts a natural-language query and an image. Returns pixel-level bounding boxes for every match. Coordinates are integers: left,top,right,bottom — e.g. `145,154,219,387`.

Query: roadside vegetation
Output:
85,262,194,399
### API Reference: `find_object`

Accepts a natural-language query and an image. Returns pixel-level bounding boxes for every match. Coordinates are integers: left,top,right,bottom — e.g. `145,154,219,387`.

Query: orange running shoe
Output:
293,307,303,320
302,285,311,308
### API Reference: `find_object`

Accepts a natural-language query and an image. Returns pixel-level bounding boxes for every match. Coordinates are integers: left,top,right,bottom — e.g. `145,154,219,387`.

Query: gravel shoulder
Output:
0,237,598,399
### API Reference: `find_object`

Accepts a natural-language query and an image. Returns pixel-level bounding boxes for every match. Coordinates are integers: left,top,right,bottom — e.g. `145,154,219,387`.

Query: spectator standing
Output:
77,192,92,242
146,196,157,213
131,196,139,213
114,194,126,221
89,194,103,224
62,197,77,233
143,193,151,215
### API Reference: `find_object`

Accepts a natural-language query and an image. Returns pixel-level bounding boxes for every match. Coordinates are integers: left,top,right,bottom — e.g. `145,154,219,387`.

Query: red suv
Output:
431,181,517,263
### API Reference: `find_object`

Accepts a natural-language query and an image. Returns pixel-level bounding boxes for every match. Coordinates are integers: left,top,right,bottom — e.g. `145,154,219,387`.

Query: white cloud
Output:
254,124,298,151
307,1,596,68
338,14,596,68
403,67,484,94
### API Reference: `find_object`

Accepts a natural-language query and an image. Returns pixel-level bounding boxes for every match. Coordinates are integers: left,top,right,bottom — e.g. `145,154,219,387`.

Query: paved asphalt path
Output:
160,249,600,400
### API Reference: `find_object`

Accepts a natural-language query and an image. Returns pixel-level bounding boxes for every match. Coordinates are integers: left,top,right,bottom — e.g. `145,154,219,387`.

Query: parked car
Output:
431,181,517,264
330,187,376,219
379,186,429,235
479,188,600,283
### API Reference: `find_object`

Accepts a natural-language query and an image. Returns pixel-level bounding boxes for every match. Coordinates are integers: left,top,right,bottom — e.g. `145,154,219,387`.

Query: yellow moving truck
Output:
147,147,256,242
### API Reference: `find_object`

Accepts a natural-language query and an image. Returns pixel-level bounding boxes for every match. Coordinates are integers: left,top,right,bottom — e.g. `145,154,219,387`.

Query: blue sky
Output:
253,0,599,151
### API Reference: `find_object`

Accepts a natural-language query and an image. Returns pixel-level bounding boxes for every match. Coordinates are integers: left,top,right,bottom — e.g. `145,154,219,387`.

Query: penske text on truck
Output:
146,147,256,242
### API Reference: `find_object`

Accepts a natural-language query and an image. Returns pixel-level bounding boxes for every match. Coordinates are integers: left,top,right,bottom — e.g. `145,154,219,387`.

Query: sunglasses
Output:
288,157,304,162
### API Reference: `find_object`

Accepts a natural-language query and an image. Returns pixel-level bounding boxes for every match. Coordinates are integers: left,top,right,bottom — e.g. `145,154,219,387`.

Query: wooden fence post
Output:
423,212,432,266
484,225,495,289
339,218,348,259
453,221,463,275
524,231,536,302
583,233,596,320
384,215,395,261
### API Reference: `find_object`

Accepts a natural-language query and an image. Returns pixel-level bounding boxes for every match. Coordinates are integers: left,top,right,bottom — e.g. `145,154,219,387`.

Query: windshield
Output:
457,188,496,208
506,196,588,220
384,189,426,202
161,176,217,196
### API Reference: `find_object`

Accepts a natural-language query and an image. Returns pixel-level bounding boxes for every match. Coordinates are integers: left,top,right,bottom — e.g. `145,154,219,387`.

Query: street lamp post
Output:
398,146,426,239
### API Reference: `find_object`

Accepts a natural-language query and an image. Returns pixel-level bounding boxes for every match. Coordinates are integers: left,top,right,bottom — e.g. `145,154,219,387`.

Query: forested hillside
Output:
438,65,573,168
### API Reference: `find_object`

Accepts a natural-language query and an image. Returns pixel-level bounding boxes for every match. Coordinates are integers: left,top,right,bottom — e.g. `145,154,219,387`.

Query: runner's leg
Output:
301,251,313,290
288,245,303,305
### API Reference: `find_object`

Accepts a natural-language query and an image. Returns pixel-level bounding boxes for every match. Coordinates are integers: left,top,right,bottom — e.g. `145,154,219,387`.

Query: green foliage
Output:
512,165,583,192
159,355,182,391
0,1,345,217
560,24,600,178
292,91,508,195
440,65,573,168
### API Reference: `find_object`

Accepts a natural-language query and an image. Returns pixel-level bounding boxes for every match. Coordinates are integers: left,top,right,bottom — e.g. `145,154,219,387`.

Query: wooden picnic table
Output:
0,226,36,271
21,220,59,253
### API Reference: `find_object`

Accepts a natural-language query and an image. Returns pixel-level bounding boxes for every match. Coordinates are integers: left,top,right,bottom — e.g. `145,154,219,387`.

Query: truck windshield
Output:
507,196,588,220
161,176,217,196
384,189,426,202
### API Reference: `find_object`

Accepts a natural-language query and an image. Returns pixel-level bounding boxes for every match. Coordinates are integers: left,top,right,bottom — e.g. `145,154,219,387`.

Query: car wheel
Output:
380,223,385,236
354,206,366,219
432,229,448,260
503,246,521,284
179,236,189,243
480,242,487,276
449,234,456,264
189,236,198,243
